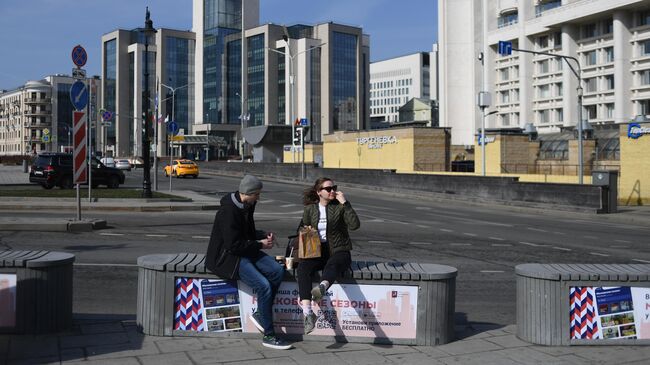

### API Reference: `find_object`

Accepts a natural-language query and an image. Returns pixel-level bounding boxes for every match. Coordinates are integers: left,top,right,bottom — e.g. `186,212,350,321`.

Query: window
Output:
638,11,650,27
604,75,614,90
539,140,568,160
584,105,597,120
501,91,510,103
641,70,650,85
537,35,549,49
585,78,597,93
584,50,597,66
642,40,650,56
535,0,561,17
604,47,614,63
556,83,563,97
603,19,613,35
553,32,562,48
513,89,520,102
556,108,563,123
538,59,550,74
498,11,518,28
596,138,620,160
501,113,510,126
640,99,650,115
605,103,614,118
538,84,550,98
582,23,597,38
538,109,549,123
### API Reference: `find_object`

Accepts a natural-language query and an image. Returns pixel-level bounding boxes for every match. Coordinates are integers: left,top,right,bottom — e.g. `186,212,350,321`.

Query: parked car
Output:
164,159,199,178
100,157,115,168
115,159,132,171
29,153,125,189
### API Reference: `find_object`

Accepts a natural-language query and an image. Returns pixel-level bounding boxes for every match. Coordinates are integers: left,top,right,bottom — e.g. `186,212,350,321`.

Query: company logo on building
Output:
356,136,398,149
627,123,650,139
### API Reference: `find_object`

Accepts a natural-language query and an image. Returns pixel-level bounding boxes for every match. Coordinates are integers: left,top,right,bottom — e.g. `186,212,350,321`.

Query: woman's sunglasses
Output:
320,185,337,193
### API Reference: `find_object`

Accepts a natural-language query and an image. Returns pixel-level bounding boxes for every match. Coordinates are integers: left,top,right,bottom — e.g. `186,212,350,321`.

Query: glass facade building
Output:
247,34,265,127
104,39,117,146
331,31,358,131
226,38,241,124
164,36,195,134
55,84,73,150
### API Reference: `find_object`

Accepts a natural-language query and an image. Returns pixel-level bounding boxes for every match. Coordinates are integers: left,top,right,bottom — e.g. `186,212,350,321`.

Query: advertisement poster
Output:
174,278,242,332
570,286,650,340
239,281,418,339
0,274,16,328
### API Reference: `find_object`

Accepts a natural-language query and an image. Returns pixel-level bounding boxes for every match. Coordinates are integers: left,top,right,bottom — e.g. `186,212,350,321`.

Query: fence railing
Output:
500,163,620,176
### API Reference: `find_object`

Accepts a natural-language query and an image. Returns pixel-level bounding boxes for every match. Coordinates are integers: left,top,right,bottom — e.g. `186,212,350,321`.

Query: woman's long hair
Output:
302,177,332,206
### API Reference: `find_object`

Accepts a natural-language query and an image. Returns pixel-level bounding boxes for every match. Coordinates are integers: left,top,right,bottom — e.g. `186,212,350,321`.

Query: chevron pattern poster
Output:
570,286,650,340
174,277,242,333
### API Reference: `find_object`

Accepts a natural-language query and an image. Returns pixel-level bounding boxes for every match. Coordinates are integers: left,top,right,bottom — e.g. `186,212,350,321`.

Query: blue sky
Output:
0,0,437,90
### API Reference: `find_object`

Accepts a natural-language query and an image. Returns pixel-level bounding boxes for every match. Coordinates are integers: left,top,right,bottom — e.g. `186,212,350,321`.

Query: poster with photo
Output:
570,286,650,340
0,274,17,328
173,277,242,333
238,281,418,339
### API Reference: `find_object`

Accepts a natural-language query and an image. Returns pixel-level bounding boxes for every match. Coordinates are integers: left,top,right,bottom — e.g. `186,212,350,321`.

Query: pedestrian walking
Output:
205,175,292,350
296,177,360,334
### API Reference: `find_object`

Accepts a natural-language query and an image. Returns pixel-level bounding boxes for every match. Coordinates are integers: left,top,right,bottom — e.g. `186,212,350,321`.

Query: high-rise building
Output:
438,0,650,146
370,46,438,126
0,75,100,157
101,28,195,158
222,22,370,162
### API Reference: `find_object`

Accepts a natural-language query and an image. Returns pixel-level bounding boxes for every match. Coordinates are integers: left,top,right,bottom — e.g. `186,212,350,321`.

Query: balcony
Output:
24,97,51,104
24,109,51,116
535,0,562,17
24,120,51,128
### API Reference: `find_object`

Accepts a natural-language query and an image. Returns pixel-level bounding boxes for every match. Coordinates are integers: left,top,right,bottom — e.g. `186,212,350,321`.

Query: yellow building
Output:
619,121,650,205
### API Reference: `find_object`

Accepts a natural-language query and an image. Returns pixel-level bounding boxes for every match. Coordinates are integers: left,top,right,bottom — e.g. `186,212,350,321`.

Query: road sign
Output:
168,121,179,135
42,135,50,143
72,68,86,79
70,80,89,111
300,118,309,126
498,41,513,56
73,111,87,184
42,128,50,135
101,110,113,121
101,121,112,127
71,45,88,67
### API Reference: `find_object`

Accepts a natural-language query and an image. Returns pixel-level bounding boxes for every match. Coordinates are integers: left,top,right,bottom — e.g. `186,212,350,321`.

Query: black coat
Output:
205,192,265,279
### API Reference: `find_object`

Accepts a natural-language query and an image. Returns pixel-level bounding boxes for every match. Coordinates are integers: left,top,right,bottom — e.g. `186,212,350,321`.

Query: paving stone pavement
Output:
2,319,650,365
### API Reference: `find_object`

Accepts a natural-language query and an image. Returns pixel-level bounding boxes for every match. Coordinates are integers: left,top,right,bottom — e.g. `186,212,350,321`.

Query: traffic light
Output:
293,127,303,145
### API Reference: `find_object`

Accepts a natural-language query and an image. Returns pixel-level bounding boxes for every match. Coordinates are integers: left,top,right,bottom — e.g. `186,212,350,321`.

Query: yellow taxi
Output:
164,159,199,178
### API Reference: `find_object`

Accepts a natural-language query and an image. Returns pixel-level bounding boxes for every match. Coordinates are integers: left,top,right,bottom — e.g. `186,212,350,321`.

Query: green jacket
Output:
302,200,360,255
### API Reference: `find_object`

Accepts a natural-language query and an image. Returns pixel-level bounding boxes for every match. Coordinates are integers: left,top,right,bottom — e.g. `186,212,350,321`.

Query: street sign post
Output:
498,41,513,56
73,111,87,185
167,121,179,135
71,45,88,67
72,68,87,79
70,80,89,111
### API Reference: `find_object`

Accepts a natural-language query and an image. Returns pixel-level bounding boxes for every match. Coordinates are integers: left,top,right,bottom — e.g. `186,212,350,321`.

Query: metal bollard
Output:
22,159,28,173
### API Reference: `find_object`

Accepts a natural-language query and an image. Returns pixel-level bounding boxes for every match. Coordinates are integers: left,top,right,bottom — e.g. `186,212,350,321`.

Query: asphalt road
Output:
2,171,649,328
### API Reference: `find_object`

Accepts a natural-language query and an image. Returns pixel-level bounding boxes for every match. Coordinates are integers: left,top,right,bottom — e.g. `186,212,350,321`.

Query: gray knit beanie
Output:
239,175,263,195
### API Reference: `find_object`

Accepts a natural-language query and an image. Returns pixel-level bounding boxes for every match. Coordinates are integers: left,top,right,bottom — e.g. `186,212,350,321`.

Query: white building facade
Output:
439,0,650,145
369,46,438,125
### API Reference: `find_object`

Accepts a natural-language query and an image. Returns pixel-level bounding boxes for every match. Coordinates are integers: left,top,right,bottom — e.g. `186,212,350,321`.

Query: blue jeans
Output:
238,251,284,336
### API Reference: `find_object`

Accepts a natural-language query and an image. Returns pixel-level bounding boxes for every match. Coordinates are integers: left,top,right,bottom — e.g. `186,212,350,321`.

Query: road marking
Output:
280,204,296,208
463,233,477,237
553,232,566,235
552,247,572,251
146,234,168,238
450,243,471,246
100,233,124,236
409,242,432,245
368,240,391,244
519,241,548,247
366,219,386,223
583,235,598,239
491,243,512,247
416,225,430,229
440,229,453,233
590,252,610,257
415,207,432,211
488,237,505,241
480,270,505,273
192,236,210,239
616,239,631,243
527,227,548,233
74,263,137,267
632,259,650,264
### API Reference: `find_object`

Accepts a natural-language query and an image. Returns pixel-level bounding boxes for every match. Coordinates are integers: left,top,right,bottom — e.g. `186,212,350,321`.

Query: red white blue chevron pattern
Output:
570,286,599,339
174,278,205,331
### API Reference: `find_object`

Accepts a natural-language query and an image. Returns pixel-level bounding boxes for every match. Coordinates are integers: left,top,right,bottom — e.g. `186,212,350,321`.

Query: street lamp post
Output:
481,109,498,176
267,39,325,178
235,92,249,161
140,7,156,198
576,86,584,183
161,82,190,192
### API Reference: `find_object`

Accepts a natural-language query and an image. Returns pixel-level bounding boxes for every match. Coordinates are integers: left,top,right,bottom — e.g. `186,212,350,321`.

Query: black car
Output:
29,153,125,189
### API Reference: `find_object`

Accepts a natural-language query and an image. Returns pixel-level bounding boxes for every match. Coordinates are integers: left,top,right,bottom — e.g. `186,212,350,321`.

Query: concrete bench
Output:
137,253,457,346
516,263,650,345
0,250,75,334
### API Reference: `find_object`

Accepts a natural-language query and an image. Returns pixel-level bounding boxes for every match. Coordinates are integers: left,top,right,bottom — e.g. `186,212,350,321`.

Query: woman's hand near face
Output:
335,190,346,204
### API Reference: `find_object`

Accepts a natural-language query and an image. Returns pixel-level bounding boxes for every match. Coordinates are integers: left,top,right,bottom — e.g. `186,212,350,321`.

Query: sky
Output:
0,0,437,90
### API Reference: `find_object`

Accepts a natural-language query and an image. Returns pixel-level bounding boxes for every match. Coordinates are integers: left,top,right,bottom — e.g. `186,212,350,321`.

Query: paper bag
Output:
298,227,321,259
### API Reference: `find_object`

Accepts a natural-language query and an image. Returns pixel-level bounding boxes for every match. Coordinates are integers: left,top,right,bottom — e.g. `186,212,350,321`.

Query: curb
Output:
0,204,219,212
0,219,107,232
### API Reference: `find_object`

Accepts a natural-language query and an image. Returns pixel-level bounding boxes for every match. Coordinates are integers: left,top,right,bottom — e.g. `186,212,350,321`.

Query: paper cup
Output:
285,257,294,270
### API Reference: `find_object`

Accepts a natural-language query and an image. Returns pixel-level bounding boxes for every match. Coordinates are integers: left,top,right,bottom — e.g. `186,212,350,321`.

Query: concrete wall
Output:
619,122,650,205
201,161,604,212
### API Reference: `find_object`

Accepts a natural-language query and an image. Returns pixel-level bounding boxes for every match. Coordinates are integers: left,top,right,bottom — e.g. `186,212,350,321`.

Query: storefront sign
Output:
0,274,16,328
627,123,650,139
356,136,398,149
570,286,650,340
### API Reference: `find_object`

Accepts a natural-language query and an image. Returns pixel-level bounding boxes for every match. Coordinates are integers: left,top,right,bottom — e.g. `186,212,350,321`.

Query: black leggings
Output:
297,246,351,300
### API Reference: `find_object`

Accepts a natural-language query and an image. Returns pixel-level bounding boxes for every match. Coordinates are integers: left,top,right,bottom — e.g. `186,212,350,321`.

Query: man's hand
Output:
260,238,273,249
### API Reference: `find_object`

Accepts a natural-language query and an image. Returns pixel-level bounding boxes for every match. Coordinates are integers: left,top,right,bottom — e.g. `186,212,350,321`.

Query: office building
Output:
438,0,650,146
101,28,195,158
370,46,438,126
222,22,370,162
0,75,100,157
